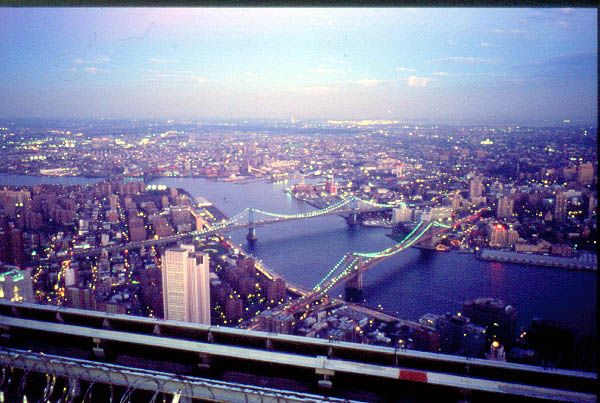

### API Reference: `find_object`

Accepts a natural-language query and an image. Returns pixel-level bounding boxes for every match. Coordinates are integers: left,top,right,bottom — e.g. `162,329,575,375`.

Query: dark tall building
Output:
139,265,163,318
0,231,10,264
577,162,594,185
0,215,8,231
435,313,487,357
554,192,568,223
523,318,576,369
9,229,25,269
128,216,147,242
462,297,517,346
66,287,97,311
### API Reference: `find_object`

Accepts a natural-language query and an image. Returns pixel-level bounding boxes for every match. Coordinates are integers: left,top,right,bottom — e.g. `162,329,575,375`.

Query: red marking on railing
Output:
398,369,428,383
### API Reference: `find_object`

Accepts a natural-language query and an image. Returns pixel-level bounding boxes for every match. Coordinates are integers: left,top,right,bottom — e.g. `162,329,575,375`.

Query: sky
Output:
0,7,597,125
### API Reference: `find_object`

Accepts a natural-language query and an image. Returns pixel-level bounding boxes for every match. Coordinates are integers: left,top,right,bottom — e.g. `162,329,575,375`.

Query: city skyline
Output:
0,7,597,125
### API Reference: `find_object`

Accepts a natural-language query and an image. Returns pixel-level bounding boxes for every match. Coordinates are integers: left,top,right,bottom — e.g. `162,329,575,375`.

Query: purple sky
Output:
0,8,597,124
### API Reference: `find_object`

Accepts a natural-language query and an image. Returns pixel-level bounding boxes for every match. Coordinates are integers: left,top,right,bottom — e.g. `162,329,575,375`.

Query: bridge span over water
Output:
271,208,488,315
40,196,395,263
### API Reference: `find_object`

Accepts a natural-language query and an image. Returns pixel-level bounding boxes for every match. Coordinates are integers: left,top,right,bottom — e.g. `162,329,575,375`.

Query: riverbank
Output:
477,248,597,272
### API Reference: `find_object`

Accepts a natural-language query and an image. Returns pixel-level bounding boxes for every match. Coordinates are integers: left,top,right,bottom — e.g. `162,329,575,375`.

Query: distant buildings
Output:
161,245,211,325
576,162,594,185
128,216,147,242
0,265,34,303
420,312,487,357
66,287,96,311
462,297,517,347
469,177,484,201
0,228,25,269
325,175,337,196
497,195,514,219
554,191,568,222
392,204,413,223
488,223,508,248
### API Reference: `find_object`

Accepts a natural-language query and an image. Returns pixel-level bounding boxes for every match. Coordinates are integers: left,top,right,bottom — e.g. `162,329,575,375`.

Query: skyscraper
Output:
489,223,508,248
9,228,25,269
469,177,484,201
392,203,413,223
0,231,10,264
462,297,517,347
554,192,568,222
161,245,210,325
325,174,337,196
577,162,594,185
496,196,514,219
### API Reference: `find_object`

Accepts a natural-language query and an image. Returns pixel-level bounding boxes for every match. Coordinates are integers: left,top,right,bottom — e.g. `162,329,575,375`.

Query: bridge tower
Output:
344,256,363,302
246,209,258,242
347,197,359,226
420,221,437,248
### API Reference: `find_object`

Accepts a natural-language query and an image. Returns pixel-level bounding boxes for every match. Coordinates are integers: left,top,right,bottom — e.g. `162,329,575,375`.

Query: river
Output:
1,174,596,337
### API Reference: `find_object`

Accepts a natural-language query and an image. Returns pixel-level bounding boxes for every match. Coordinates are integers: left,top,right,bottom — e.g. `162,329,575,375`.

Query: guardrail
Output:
0,301,595,402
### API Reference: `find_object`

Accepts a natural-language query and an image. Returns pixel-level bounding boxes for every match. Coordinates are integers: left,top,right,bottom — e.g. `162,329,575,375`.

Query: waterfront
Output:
0,174,104,187
0,174,596,338
146,177,598,338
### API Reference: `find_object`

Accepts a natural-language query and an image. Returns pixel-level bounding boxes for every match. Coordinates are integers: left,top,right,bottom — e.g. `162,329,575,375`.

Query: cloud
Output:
351,79,385,87
516,51,595,69
480,42,494,48
395,67,416,73
78,66,110,74
300,86,338,96
406,75,430,87
490,28,528,35
426,56,497,64
432,71,449,76
74,56,111,64
555,8,575,15
310,67,344,74
149,58,179,64
468,72,509,78
145,70,209,84
509,29,528,35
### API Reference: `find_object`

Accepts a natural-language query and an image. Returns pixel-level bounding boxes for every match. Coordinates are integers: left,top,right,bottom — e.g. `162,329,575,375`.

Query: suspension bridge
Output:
40,196,397,262
270,208,488,315
111,165,178,181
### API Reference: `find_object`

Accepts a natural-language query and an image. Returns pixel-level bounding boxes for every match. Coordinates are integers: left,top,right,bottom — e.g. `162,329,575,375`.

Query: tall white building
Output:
161,245,211,325
392,204,413,223
497,196,514,219
429,207,452,222
469,177,484,201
